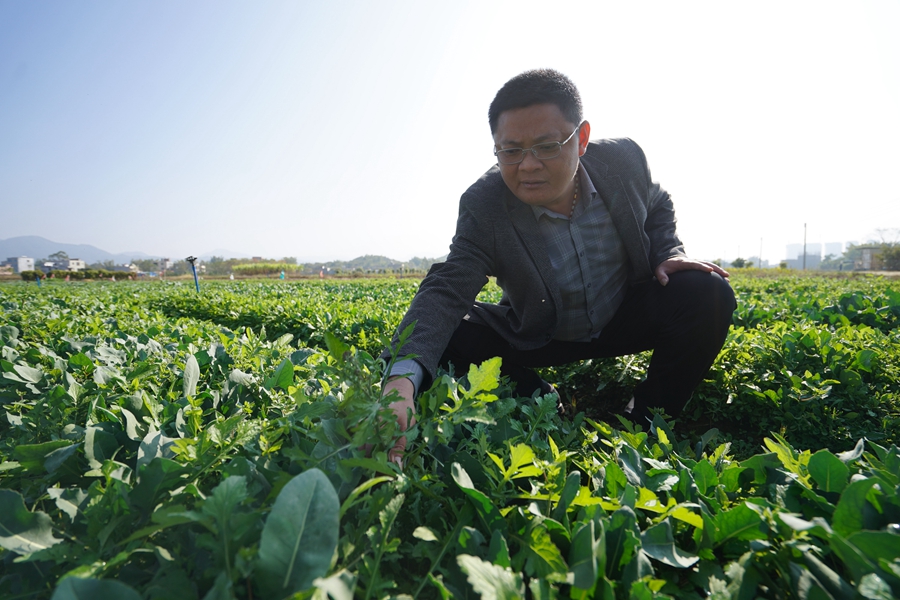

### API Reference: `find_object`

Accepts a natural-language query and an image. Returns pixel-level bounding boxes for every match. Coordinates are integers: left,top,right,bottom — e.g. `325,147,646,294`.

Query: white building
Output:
53,258,86,272
5,256,35,273
824,242,843,258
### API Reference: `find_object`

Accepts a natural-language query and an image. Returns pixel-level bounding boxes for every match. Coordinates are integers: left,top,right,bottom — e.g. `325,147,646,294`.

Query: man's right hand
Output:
383,377,416,467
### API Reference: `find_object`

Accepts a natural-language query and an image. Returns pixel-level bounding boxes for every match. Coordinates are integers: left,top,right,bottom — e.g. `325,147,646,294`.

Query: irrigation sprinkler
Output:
186,256,200,293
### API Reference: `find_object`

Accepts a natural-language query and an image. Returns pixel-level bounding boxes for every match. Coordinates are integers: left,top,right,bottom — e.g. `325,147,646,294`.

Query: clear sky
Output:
1,1,898,264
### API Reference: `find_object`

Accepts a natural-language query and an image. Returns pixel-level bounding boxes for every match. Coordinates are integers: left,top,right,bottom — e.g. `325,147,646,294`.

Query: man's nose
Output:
519,150,543,170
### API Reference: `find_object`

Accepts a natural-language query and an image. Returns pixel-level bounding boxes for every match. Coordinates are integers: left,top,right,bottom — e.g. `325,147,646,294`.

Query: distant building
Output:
785,253,822,270
824,242,843,258
747,256,769,268
158,258,173,270
109,264,139,273
785,244,803,260
856,245,883,271
5,256,35,273
50,258,85,272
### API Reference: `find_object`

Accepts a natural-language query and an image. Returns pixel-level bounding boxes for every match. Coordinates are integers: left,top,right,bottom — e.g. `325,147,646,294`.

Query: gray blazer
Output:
388,138,685,382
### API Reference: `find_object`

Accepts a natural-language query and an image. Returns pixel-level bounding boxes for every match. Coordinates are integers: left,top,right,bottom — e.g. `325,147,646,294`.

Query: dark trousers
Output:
439,270,736,417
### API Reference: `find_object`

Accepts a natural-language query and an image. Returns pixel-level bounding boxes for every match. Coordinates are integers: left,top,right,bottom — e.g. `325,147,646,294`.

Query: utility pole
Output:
803,223,807,270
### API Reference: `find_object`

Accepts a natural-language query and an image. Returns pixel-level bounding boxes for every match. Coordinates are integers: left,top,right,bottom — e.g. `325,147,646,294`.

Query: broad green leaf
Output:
641,519,699,568
14,363,43,383
414,526,439,542
671,504,704,529
202,476,249,527
692,460,718,496
550,471,581,521
51,578,142,600
828,534,878,583
0,489,61,554
789,562,834,600
46,488,88,523
846,531,900,566
832,479,879,537
800,553,856,599
488,530,511,568
137,430,177,474
312,570,356,600
858,573,894,600
836,439,865,464
44,444,80,474
120,408,145,442
525,524,568,577
605,506,640,579
338,475,393,518
569,519,603,590
84,425,120,469
68,352,94,372
777,513,833,538
13,440,72,472
457,554,525,600
132,458,190,512
183,354,200,397
452,462,506,533
715,503,768,546
808,450,850,493
257,468,339,598
264,358,294,391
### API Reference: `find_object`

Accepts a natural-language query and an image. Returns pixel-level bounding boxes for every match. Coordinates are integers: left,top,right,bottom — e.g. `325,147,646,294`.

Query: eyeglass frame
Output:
493,121,585,165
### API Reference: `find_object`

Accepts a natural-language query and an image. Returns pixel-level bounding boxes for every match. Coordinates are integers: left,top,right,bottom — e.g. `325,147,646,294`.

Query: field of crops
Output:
1,273,898,599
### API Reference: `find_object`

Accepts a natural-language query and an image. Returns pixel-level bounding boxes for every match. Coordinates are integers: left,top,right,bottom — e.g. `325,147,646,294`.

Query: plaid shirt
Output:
531,163,628,342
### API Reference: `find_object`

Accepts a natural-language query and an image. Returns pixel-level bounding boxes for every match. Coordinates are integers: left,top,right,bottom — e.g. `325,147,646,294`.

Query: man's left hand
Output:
655,256,730,286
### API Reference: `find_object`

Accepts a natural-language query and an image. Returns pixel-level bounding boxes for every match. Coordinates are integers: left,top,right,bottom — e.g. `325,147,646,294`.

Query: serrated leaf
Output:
257,468,339,597
465,357,501,399
0,489,61,554
457,554,525,600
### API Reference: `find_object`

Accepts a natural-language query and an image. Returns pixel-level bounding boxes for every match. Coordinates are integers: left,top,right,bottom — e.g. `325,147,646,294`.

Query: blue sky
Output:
1,1,898,264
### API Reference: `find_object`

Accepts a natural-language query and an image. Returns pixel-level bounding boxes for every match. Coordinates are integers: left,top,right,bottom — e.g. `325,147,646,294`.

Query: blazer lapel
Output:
505,189,560,298
582,153,652,279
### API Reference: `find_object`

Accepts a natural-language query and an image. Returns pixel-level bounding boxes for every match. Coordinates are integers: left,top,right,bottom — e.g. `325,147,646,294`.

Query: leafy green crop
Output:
0,274,898,598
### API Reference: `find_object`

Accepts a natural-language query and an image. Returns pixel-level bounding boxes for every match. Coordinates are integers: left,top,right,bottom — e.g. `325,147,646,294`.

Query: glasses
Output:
493,121,583,165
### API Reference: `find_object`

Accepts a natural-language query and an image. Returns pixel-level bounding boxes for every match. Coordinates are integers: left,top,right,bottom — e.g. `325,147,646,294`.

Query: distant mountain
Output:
0,236,158,265
0,236,443,270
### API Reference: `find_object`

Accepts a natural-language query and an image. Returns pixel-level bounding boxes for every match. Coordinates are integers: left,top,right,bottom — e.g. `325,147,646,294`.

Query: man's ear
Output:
577,121,591,156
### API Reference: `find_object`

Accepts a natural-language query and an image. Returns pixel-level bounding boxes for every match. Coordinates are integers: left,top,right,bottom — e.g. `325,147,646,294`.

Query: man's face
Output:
493,103,589,213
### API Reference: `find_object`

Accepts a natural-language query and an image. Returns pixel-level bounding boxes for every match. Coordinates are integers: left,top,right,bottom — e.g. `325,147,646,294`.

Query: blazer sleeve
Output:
383,180,500,384
632,141,686,270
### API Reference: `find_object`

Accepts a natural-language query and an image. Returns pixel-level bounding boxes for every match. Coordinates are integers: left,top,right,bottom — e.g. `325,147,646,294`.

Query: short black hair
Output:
488,69,583,134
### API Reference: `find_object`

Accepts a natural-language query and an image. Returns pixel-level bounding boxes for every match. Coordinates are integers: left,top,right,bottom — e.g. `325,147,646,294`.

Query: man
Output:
383,69,735,460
